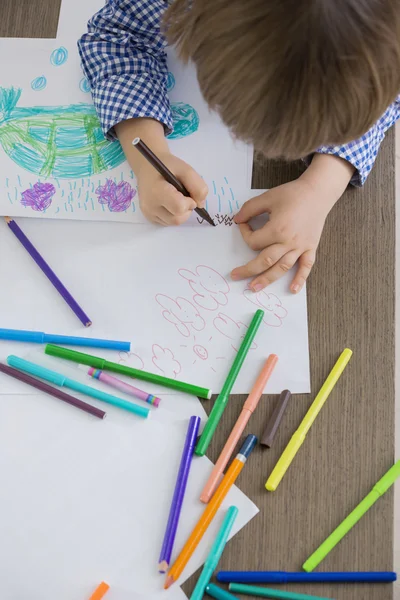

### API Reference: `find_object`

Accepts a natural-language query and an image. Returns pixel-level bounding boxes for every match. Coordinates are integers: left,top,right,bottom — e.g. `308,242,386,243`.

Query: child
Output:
78,0,400,294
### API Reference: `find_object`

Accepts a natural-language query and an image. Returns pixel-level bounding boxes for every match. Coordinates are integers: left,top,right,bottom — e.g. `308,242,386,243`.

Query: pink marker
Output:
200,354,278,503
88,368,161,407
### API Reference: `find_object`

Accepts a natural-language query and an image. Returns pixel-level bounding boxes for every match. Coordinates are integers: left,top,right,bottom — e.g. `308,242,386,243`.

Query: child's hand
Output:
137,152,208,226
231,154,355,293
231,179,330,293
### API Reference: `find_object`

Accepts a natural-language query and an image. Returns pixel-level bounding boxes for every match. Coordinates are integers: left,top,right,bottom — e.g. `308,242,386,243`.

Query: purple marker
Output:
158,415,201,573
88,368,161,407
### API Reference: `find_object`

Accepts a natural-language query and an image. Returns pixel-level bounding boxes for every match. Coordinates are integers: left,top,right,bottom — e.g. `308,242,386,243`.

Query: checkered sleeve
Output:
78,0,173,141
313,96,400,186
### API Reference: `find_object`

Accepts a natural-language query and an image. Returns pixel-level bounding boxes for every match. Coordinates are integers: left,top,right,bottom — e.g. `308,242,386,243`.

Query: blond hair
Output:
164,0,400,159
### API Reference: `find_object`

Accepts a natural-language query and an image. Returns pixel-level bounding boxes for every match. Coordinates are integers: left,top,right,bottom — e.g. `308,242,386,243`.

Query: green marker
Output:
229,584,332,600
195,309,264,457
44,344,212,400
303,459,400,572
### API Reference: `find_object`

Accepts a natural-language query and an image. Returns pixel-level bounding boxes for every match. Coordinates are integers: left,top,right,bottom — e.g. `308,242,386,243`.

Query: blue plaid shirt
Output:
78,0,400,186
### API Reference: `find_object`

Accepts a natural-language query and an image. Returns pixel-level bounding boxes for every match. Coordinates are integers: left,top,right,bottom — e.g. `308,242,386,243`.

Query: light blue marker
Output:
0,328,130,351
7,356,149,419
191,507,238,600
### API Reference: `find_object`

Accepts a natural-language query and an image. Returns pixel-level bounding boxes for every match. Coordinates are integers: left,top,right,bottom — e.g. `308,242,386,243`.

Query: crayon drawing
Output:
21,182,56,211
0,88,126,179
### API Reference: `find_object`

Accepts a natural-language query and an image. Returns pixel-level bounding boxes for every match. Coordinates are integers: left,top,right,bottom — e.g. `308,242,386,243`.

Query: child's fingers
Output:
159,206,192,226
231,244,287,280
290,250,315,293
162,186,196,216
177,166,208,207
238,222,277,251
234,194,270,224
248,250,300,291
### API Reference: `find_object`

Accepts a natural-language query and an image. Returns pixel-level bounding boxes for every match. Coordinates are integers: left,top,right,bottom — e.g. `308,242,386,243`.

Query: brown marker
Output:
261,389,292,447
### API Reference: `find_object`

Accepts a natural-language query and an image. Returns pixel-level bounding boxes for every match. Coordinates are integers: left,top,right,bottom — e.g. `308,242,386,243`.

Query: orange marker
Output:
165,435,257,589
88,582,110,600
201,355,278,503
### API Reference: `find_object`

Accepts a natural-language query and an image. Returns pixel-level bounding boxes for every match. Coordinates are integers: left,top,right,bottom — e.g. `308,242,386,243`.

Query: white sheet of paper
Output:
0,36,252,222
0,397,258,600
0,218,310,395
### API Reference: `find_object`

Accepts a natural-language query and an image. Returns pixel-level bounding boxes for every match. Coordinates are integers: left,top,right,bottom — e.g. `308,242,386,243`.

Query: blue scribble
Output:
221,187,225,195
224,177,229,184
120,172,124,181
167,102,199,139
166,72,175,92
91,198,95,210
50,47,69,67
84,203,87,211
79,77,91,93
6,178,9,187
61,190,65,197
55,207,60,214
218,194,221,212
7,192,12,204
78,188,81,198
17,175,22,186
31,76,47,91
212,180,216,194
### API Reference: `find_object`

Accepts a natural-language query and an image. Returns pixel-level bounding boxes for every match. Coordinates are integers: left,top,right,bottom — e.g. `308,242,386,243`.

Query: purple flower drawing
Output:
21,182,56,211
95,179,136,212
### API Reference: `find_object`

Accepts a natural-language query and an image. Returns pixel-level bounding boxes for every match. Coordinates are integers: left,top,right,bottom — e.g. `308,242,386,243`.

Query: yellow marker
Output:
265,348,352,492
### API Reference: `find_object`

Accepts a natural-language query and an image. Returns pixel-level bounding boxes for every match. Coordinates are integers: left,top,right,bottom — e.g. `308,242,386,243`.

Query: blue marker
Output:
7,356,149,419
0,328,130,351
217,571,397,584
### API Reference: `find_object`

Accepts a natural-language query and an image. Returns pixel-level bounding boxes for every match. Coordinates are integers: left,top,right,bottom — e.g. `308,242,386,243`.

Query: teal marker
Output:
205,584,239,600
229,584,333,600
191,506,238,600
7,356,149,419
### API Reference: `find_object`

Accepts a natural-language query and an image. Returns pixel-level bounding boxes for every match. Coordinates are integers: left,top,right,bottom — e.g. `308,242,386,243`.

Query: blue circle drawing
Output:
31,76,47,91
50,47,69,66
167,102,200,139
79,77,91,93
166,71,175,92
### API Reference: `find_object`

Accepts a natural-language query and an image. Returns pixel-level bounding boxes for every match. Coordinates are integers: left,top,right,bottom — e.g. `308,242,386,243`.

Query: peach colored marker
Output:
200,354,278,503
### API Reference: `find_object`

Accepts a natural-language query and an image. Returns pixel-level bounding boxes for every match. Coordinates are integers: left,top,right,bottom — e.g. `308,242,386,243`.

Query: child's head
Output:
165,0,400,159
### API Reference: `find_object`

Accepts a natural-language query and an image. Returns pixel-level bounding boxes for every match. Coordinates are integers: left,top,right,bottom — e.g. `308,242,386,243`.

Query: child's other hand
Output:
231,179,331,293
137,152,208,226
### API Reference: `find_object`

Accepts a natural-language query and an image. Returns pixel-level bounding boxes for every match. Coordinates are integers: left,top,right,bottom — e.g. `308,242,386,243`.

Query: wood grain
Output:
2,3,395,599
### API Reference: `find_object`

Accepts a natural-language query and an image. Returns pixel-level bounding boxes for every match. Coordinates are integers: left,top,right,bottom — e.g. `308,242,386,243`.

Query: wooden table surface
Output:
1,3,396,600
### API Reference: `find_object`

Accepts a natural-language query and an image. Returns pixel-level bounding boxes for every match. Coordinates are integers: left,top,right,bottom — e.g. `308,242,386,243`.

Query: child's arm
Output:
233,97,400,292
78,1,207,225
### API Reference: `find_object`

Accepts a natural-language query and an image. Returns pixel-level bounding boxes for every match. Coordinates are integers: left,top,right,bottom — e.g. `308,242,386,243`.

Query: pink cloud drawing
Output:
118,351,145,370
152,345,181,378
179,265,230,311
213,313,258,352
243,290,288,327
156,294,206,337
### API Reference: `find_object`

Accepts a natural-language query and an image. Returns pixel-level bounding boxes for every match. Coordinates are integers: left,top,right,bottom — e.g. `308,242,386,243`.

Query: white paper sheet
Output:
0,397,258,600
0,218,310,395
0,36,252,222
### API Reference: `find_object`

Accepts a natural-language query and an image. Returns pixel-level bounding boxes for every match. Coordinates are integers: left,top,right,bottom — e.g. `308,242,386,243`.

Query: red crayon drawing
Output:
156,294,206,337
152,344,181,378
243,289,287,327
213,313,258,352
118,351,145,370
179,265,230,311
